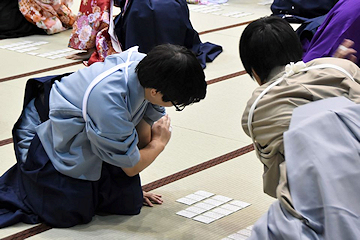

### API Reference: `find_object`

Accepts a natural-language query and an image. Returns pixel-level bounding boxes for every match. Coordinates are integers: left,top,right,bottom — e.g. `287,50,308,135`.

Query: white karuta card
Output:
176,197,197,205
211,195,233,203
246,225,253,230
203,198,224,207
27,52,39,56
220,204,241,212
185,193,207,202
17,47,39,53
186,206,207,215
176,210,198,219
229,200,251,209
237,229,252,237
212,207,233,216
193,190,214,198
227,233,248,240
193,215,216,224
194,202,215,211
202,211,224,220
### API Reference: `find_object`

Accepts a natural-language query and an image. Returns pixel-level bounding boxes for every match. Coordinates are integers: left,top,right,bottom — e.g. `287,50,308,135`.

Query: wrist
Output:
148,139,166,153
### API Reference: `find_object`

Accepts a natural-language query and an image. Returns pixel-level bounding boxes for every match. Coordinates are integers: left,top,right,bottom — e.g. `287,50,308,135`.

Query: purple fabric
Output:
303,0,360,66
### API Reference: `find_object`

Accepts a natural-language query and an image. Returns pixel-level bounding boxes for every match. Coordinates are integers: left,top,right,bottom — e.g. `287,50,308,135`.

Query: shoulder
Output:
307,57,359,71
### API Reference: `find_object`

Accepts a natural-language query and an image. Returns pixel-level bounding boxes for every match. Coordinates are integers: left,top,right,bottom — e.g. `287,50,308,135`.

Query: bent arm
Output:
122,115,171,176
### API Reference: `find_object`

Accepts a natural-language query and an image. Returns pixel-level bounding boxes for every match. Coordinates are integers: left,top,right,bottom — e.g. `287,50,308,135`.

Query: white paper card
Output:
229,200,251,209
176,210,198,218
193,215,216,224
27,52,39,56
194,202,215,211
176,197,197,205
246,225,253,230
185,194,207,202
194,190,214,198
227,233,248,240
17,47,39,53
202,211,224,220
212,207,233,216
211,195,233,203
237,229,252,237
220,204,241,212
186,206,207,215
203,198,224,207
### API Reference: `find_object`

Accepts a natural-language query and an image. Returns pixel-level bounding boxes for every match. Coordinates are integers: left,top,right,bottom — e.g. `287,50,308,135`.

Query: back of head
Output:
136,44,207,108
239,16,303,83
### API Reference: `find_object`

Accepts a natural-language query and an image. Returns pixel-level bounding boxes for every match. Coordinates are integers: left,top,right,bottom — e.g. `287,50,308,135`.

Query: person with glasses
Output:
0,44,207,228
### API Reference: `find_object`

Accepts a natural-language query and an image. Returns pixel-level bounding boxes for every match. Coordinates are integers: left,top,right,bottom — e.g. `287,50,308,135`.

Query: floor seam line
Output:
142,144,254,192
0,20,254,84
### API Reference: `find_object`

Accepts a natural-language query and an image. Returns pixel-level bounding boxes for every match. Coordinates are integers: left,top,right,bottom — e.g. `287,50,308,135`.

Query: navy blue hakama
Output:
0,75,143,228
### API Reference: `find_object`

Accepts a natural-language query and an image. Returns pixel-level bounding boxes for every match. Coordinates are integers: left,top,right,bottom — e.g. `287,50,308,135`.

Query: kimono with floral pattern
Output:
18,0,76,34
68,0,120,65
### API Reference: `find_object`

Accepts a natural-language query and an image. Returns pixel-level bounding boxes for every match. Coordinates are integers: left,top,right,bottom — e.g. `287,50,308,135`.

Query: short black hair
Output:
239,16,303,83
136,44,206,108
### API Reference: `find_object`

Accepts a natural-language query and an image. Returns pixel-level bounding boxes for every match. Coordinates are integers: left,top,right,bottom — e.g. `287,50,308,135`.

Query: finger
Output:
154,194,162,198
151,196,163,204
341,39,354,48
349,54,358,63
144,197,154,207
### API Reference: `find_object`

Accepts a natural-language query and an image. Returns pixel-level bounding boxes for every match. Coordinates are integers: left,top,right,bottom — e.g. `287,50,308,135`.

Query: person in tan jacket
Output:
239,16,360,199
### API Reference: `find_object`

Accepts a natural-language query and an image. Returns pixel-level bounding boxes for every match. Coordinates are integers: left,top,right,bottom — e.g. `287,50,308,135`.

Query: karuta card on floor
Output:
193,215,216,224
176,197,198,205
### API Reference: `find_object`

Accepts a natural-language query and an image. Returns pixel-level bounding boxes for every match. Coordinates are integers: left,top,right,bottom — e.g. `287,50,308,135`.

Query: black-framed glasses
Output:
170,100,185,111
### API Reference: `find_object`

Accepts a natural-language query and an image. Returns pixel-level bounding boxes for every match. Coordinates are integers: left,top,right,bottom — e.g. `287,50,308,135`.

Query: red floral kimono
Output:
68,0,121,65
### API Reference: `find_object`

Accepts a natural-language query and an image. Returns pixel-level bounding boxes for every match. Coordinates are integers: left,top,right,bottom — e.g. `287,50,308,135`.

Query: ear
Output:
150,88,158,97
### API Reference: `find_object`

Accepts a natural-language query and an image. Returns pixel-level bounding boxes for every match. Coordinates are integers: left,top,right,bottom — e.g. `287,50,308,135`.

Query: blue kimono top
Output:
18,49,165,181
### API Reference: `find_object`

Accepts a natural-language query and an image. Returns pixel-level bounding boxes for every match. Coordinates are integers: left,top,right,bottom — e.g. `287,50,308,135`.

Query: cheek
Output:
162,101,173,107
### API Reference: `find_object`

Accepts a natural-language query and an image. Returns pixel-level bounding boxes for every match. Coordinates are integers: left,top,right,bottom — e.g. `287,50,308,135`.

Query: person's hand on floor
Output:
143,191,163,207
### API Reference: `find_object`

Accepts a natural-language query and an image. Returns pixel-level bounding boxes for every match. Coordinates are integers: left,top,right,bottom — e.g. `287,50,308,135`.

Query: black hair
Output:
239,16,303,83
136,44,206,108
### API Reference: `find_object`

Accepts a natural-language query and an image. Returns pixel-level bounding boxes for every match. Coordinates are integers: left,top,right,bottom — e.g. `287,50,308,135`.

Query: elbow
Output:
122,167,139,177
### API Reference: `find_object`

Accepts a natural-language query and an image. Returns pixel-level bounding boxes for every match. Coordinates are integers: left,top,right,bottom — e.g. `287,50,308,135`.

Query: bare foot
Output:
66,48,95,61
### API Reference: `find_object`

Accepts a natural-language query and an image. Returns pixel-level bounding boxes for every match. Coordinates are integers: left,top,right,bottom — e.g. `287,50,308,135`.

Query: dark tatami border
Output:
0,61,83,83
143,144,254,192
1,224,52,240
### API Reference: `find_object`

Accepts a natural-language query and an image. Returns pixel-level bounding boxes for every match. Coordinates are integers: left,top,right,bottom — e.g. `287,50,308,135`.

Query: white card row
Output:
0,41,48,50
189,5,253,18
176,191,251,224
176,191,234,206
222,225,253,240
0,41,85,60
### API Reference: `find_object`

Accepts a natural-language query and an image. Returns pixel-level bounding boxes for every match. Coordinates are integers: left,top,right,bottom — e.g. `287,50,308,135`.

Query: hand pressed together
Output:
151,114,172,148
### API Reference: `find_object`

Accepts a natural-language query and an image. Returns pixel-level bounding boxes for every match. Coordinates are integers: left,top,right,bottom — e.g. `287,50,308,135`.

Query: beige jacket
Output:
242,57,360,200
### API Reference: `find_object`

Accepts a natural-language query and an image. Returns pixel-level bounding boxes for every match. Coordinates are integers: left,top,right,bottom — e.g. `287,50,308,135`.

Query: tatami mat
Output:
0,66,83,140
0,1,275,239
26,151,274,240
